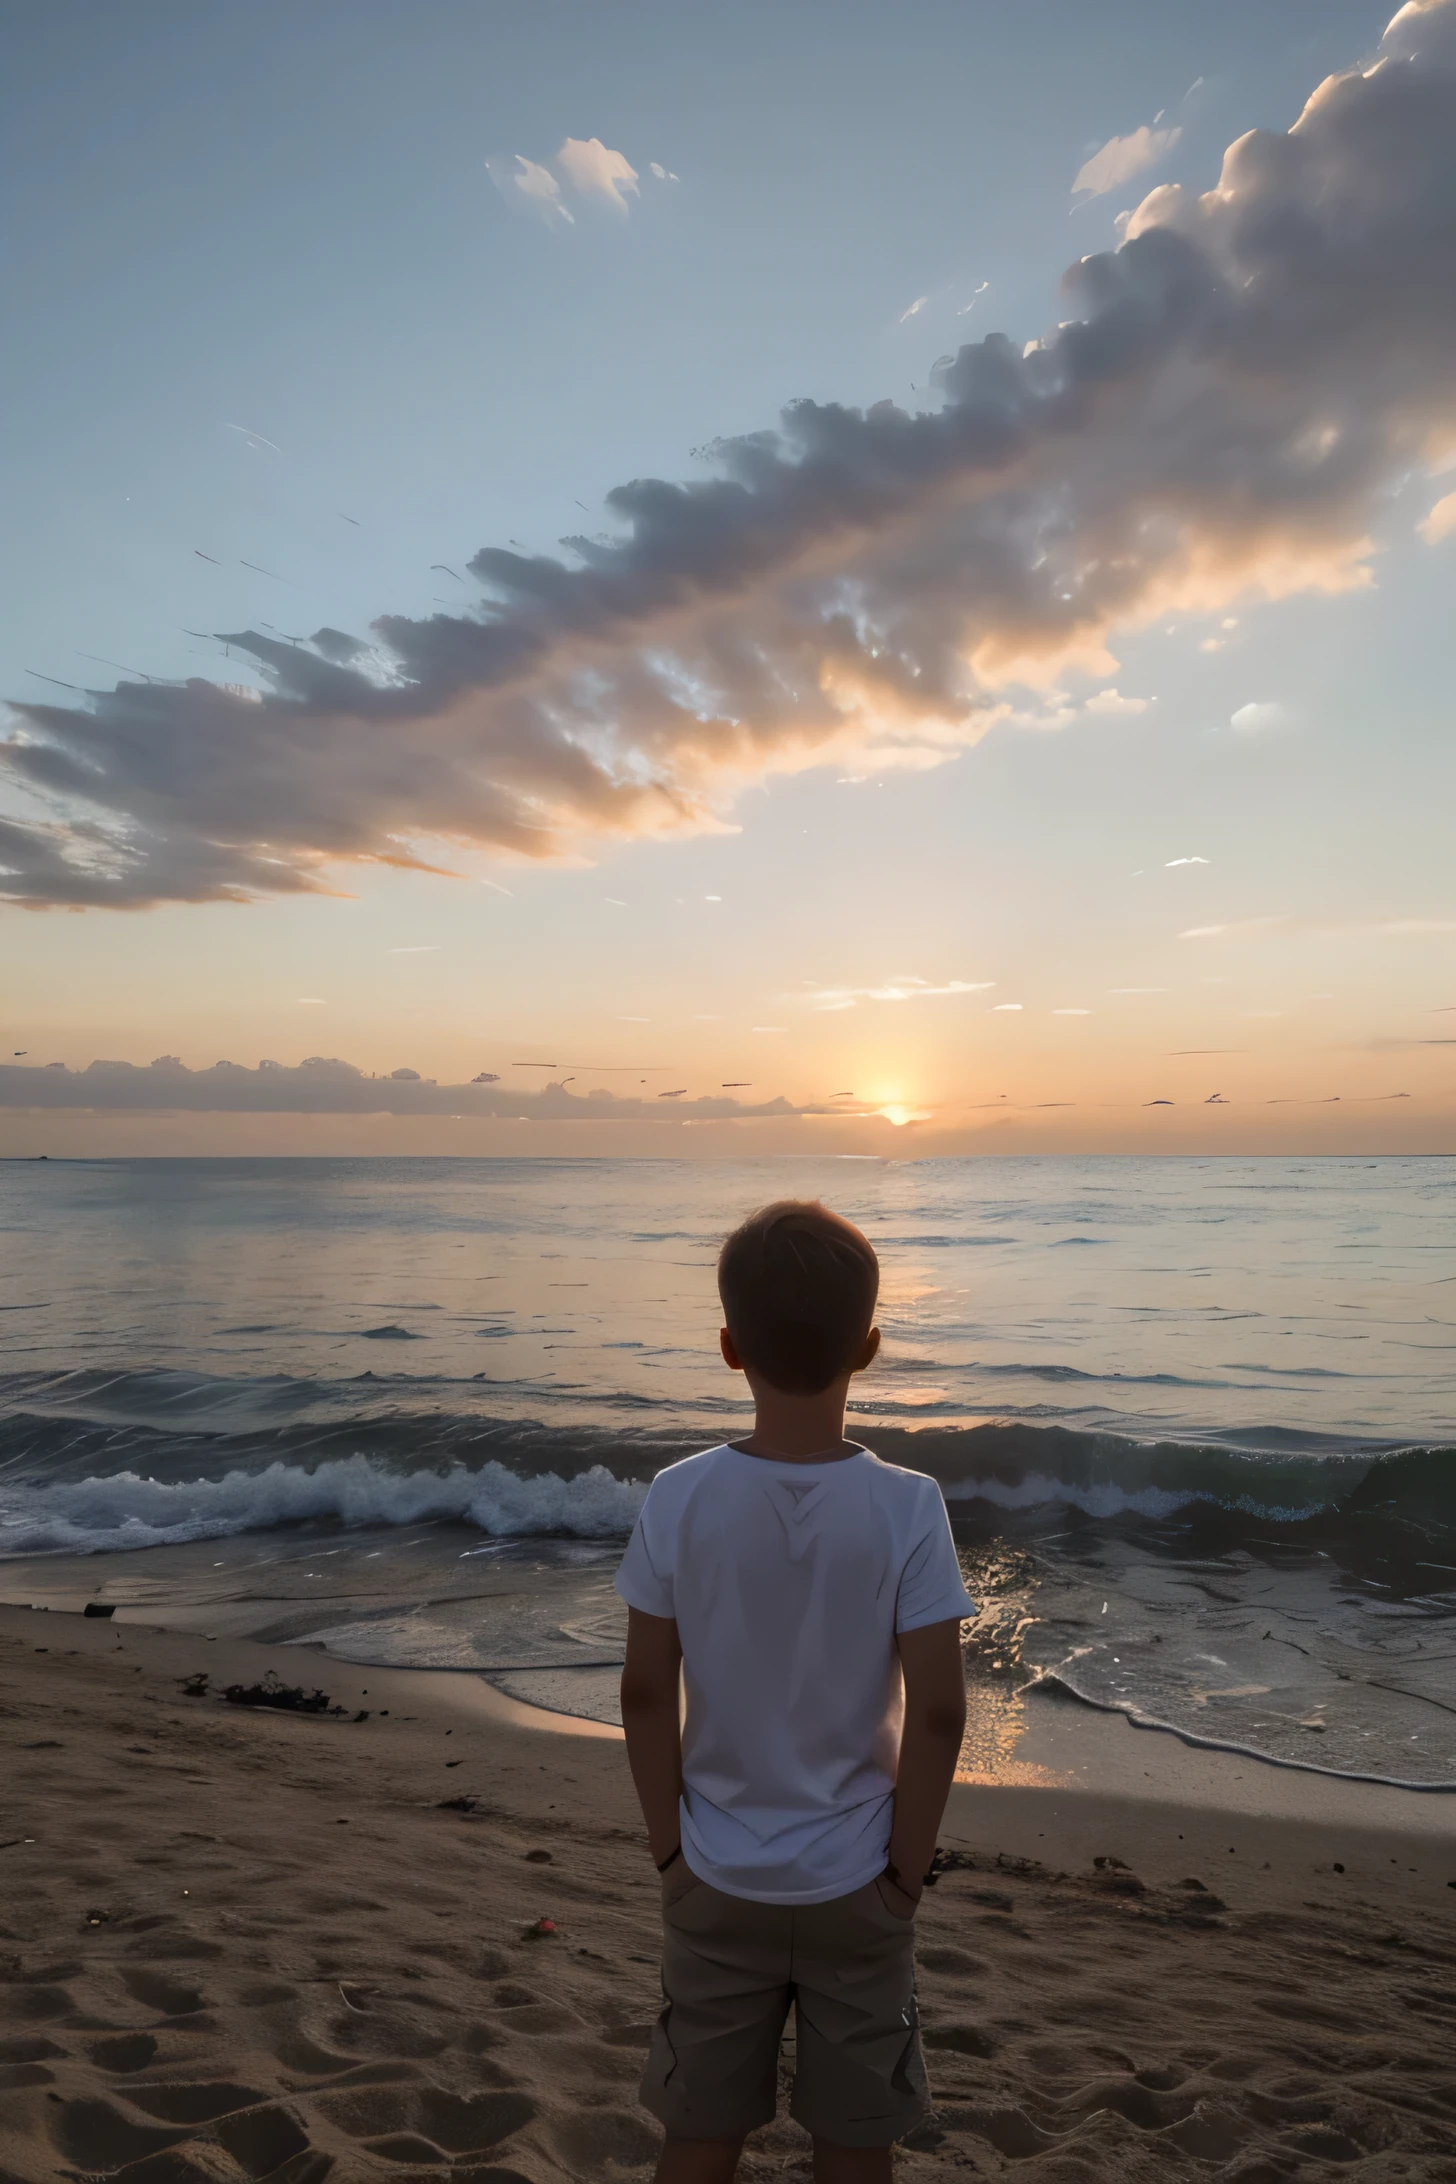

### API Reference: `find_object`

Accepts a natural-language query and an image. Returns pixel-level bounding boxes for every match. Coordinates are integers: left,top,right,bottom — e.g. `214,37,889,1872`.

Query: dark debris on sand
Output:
180,1669,349,1716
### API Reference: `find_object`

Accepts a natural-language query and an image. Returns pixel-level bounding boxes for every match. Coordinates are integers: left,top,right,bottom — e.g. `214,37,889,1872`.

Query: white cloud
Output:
990,1002,1023,1011
556,137,639,213
1177,918,1281,940
1052,1007,1092,1015
1230,701,1290,735
1165,856,1210,866
487,138,642,225
957,282,990,316
1084,687,1151,715
12,3,1456,910
649,162,680,183
898,297,928,324
1419,489,1456,543
1072,124,1181,200
486,153,574,227
804,976,993,1011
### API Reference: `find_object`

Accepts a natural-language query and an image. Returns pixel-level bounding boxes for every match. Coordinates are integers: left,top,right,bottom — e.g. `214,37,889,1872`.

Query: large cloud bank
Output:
4,0,1456,909
0,1056,829,1122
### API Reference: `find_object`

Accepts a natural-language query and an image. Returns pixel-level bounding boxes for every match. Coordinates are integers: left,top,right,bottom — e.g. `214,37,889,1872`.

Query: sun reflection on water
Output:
953,1538,1065,1787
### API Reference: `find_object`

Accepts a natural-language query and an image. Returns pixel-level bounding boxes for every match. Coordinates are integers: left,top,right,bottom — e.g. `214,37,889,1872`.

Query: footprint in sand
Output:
316,2082,536,2155
87,2032,159,2073
120,1968,207,2018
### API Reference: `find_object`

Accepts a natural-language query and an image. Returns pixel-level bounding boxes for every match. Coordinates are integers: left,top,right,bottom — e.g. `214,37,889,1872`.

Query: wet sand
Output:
2,1603,1455,2183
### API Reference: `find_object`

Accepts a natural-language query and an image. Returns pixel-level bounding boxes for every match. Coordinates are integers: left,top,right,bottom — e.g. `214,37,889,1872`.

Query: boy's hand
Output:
620,1606,686,1868
874,1869,920,1920
886,1616,967,1904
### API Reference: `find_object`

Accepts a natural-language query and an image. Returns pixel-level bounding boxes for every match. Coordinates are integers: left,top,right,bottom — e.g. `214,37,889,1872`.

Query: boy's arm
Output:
620,1605,685,1866
886,1616,967,1905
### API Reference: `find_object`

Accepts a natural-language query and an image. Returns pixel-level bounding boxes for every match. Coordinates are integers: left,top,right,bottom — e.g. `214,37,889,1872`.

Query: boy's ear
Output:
720,1326,745,1372
852,1326,881,1374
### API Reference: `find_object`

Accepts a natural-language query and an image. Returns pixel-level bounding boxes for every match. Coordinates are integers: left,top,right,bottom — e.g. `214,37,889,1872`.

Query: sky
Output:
2,0,1455,1157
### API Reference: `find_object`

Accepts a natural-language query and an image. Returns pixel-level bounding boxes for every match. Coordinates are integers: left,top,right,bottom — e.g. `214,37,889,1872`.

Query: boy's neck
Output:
734,1375,859,1463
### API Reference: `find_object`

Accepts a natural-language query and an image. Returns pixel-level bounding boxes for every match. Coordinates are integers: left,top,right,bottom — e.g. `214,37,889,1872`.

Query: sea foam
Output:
0,1455,648,1557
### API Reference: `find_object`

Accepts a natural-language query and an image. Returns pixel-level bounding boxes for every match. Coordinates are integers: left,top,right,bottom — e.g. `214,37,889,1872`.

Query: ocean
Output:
1,1154,1453,1790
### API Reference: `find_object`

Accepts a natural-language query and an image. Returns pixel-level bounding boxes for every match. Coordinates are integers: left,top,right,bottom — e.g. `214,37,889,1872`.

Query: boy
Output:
615,1200,973,2184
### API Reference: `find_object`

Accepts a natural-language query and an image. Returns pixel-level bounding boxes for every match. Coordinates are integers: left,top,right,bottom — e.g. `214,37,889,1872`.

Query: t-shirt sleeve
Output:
895,1485,975,1632
614,1483,677,1619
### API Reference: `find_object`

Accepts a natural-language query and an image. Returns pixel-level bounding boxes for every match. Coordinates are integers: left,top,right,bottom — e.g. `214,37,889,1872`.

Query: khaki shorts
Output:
642,1866,929,2148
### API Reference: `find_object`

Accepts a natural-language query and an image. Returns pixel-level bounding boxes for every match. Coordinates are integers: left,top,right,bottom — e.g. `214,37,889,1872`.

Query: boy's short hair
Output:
717,1200,879,1396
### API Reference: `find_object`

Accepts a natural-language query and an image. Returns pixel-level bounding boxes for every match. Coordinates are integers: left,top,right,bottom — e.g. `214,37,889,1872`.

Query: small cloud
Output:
1230,700,1290,734
991,1003,1023,1012
297,997,327,1004
956,282,990,316
704,894,721,901
486,152,574,227
556,137,640,213
1165,856,1210,867
1418,490,1456,544
481,879,514,896
898,296,928,324
1178,918,1281,940
604,896,626,905
805,977,993,1011
1072,123,1181,200
649,161,680,183
1052,1008,1092,1015
1084,687,1151,715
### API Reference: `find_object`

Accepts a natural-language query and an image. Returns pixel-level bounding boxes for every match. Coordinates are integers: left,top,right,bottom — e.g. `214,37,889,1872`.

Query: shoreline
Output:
6,1550,1456,1821
3,1604,1455,2181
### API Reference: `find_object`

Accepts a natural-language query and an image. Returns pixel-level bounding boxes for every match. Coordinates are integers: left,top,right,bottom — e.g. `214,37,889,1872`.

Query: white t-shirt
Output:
614,1442,974,1905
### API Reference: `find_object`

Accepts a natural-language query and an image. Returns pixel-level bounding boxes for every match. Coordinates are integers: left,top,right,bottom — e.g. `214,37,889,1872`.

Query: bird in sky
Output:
339,513,362,526
194,550,222,564
722,1081,751,1087
430,564,463,581
659,1087,687,1098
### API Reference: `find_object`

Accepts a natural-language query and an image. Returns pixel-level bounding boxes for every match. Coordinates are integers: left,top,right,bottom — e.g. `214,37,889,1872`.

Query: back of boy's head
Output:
717,1200,879,1396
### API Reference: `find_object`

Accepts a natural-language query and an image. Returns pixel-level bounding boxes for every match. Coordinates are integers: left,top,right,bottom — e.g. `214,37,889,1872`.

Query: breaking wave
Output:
0,1454,647,1557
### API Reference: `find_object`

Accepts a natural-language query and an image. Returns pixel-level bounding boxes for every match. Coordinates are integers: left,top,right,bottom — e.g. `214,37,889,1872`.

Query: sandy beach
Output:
3,1602,1454,2184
